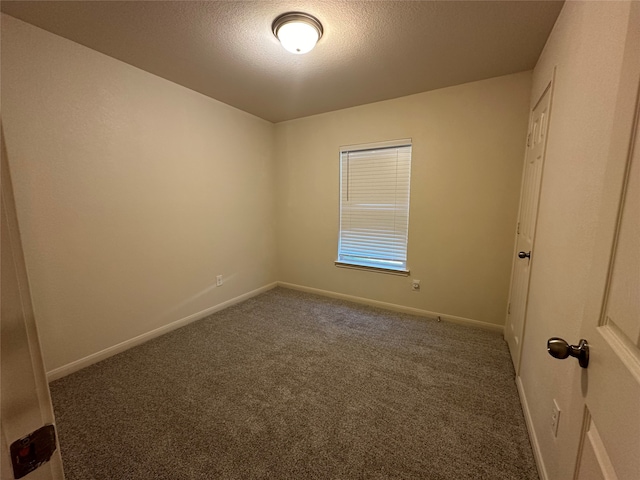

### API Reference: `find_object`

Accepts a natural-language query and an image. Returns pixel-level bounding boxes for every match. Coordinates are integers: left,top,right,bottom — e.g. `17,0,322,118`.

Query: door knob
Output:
518,251,531,259
547,337,589,368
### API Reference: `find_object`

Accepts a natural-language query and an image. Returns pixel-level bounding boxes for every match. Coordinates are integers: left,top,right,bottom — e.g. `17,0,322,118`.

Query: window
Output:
336,139,412,274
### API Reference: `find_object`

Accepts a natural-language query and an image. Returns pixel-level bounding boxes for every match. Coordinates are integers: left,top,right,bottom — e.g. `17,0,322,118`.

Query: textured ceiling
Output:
1,1,564,123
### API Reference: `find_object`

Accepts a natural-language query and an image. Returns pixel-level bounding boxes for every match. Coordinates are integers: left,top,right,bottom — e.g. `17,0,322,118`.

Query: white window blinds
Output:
337,140,412,273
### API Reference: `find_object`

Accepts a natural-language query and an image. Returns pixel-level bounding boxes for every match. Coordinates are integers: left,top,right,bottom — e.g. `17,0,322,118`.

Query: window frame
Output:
335,138,412,276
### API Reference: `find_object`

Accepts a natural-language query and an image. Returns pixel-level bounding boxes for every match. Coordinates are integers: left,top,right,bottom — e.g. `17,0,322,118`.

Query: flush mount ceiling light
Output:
272,12,323,54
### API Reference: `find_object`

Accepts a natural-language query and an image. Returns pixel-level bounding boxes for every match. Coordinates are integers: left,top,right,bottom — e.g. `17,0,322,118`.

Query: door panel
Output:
574,17,640,476
575,410,618,480
506,82,552,370
603,148,639,344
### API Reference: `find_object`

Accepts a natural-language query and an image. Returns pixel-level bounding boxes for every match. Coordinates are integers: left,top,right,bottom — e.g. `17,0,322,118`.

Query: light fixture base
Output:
272,12,323,54
272,12,323,39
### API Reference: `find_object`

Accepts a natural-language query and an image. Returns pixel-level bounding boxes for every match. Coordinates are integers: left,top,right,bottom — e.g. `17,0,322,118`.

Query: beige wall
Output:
1,15,277,373
275,72,531,327
518,2,636,479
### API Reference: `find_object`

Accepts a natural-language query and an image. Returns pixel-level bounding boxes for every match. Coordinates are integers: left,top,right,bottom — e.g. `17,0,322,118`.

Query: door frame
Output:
505,68,557,374
1,125,65,479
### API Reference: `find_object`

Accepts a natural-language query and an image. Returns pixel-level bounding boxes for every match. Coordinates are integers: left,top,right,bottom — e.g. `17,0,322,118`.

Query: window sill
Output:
334,261,410,276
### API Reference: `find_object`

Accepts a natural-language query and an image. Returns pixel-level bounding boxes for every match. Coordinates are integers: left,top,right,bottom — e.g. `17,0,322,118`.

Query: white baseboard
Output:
47,281,502,382
516,375,548,480
46,282,278,382
277,281,504,332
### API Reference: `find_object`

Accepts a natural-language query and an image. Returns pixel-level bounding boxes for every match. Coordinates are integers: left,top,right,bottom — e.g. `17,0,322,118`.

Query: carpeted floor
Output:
50,287,538,480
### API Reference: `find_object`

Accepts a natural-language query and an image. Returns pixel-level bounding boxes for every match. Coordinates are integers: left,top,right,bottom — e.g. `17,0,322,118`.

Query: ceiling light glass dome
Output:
272,12,323,55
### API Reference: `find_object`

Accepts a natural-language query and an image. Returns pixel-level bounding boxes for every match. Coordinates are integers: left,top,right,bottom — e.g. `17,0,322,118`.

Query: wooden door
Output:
573,79,640,480
569,8,640,476
506,81,553,371
1,127,64,479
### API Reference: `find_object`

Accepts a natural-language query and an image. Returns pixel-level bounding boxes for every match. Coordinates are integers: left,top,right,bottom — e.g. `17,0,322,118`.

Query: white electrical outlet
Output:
551,399,561,437
216,275,223,286
412,279,420,291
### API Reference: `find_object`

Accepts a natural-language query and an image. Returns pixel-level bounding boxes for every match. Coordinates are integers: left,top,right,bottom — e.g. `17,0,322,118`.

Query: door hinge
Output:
517,222,520,234
508,302,511,315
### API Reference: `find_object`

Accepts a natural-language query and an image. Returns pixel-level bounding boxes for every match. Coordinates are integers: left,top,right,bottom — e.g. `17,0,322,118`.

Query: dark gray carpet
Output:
50,287,538,480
